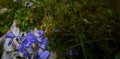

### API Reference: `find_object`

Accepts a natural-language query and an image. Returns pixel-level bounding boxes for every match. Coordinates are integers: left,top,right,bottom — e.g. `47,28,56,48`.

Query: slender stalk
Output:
79,34,87,59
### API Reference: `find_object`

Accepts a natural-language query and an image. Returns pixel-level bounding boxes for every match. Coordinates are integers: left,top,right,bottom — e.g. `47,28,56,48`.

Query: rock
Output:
0,20,20,59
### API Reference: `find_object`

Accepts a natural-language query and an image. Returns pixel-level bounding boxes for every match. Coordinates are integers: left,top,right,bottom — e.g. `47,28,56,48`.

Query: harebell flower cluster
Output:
6,29,50,59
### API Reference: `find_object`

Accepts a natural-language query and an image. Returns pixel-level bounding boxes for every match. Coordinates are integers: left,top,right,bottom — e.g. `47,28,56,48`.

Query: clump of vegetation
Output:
0,0,119,59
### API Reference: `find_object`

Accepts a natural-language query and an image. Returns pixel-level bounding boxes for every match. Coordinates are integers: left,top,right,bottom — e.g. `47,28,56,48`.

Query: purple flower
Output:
15,30,50,59
21,32,38,48
18,44,25,52
38,51,50,59
37,37,48,49
38,43,46,49
18,45,30,58
23,50,29,57
68,50,73,56
37,41,46,49
24,41,31,48
27,32,37,43
22,37,28,44
38,37,42,42
42,37,48,45
55,28,60,32
38,30,44,37
6,31,15,38
8,39,13,46
22,36,32,48
6,31,15,46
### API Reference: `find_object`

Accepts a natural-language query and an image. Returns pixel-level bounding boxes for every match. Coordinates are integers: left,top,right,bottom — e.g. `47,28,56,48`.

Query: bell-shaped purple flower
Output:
38,51,50,59
40,44,46,49
6,31,15,46
37,37,48,49
18,45,30,58
22,37,29,44
37,42,46,49
6,31,15,38
42,37,48,45
38,37,42,42
24,41,31,48
38,30,44,37
18,44,25,52
22,37,31,48
27,32,37,43
23,50,29,57
68,50,73,56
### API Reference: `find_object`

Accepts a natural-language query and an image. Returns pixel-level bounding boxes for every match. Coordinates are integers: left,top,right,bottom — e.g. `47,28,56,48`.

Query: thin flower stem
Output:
79,34,87,59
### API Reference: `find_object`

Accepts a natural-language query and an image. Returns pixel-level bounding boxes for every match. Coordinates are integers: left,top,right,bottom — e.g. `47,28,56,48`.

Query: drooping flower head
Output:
6,31,15,46
23,50,29,57
18,44,25,52
37,51,50,59
22,36,32,48
37,37,48,49
6,31,15,38
27,32,37,43
38,30,44,37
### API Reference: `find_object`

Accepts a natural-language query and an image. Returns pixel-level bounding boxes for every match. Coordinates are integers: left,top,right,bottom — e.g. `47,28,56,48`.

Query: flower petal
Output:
22,37,29,44
40,44,46,49
18,45,25,52
37,42,46,49
24,41,31,48
8,38,13,46
39,51,50,59
22,37,31,48
23,50,29,57
6,31,15,38
27,32,37,43
38,30,44,37
42,37,48,45
68,50,73,56
38,37,42,42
